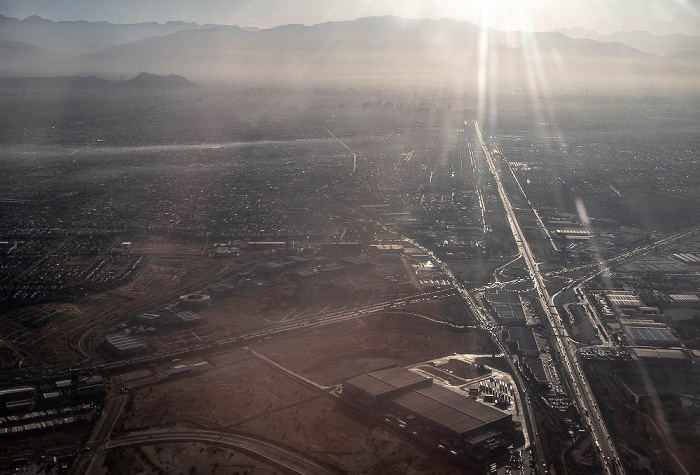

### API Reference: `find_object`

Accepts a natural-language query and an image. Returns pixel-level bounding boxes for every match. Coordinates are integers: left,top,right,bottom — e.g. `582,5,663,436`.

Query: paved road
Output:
96,288,455,375
69,377,126,475
474,120,622,473
371,215,547,472
105,429,343,475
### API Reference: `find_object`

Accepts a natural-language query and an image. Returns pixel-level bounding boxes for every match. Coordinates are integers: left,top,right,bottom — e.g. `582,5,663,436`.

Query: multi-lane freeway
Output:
473,120,623,473
373,220,548,470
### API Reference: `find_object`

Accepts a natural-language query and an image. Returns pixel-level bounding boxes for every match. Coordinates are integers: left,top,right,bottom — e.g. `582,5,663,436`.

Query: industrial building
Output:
668,294,700,308
290,260,369,281
134,312,161,326
672,253,700,266
485,292,527,326
392,384,513,442
0,386,36,412
522,358,550,389
369,244,404,262
620,320,680,347
342,367,432,404
170,310,202,326
369,244,404,254
133,309,202,331
604,290,644,314
342,367,514,460
101,332,149,357
210,242,240,258
629,347,687,362
502,327,539,357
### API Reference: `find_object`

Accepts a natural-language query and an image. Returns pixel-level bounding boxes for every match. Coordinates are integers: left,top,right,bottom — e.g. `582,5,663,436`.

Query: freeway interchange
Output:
15,120,700,474
473,120,622,474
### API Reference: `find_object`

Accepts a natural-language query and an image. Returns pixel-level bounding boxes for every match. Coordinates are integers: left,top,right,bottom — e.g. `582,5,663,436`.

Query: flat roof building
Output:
486,292,527,327
604,290,644,309
342,367,432,404
522,358,549,389
102,333,149,358
172,310,202,326
629,347,687,361
621,321,679,347
668,294,700,308
392,384,513,439
342,366,515,462
0,386,35,403
502,327,539,357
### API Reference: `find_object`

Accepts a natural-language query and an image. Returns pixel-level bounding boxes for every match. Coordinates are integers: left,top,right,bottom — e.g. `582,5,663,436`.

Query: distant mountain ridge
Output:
124,72,196,88
559,27,700,56
0,14,697,92
0,73,197,90
0,14,213,57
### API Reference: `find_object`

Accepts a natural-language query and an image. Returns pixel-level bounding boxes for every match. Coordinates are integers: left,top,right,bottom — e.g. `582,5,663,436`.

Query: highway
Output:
69,376,126,475
474,120,622,474
104,429,342,475
371,225,548,470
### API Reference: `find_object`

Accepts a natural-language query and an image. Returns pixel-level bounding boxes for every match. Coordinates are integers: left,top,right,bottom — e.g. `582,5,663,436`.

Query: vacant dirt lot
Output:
120,349,460,474
103,443,280,475
251,310,492,386
0,254,233,366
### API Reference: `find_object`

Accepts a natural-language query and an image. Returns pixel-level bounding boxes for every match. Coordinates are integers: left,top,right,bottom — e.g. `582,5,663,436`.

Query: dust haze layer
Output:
1,15,699,93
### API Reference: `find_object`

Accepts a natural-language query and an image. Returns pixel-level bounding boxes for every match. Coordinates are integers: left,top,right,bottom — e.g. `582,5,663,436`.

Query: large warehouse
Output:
392,384,513,442
342,367,432,404
101,332,149,357
342,366,514,455
502,326,539,357
486,291,527,326
621,321,680,347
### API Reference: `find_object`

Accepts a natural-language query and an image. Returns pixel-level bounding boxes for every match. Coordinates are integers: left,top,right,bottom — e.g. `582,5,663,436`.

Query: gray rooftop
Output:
624,326,679,345
104,333,148,351
503,326,538,352
393,385,510,436
344,367,430,397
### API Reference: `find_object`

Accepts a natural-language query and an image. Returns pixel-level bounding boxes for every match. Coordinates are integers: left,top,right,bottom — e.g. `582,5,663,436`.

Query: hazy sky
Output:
1,0,699,35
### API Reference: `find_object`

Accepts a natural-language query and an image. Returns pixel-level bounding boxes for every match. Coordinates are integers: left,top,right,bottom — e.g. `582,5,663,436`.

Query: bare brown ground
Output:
151,269,417,351
400,296,475,324
251,311,492,386
585,361,700,474
0,255,233,366
104,443,281,475
120,349,460,474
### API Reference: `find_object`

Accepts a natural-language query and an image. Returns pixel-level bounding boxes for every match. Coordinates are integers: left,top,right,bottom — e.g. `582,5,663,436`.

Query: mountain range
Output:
558,27,700,57
0,72,197,91
0,14,698,93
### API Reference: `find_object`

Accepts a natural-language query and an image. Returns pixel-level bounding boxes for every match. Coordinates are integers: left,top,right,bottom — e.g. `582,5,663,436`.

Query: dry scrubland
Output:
0,254,232,366
105,443,282,475
252,311,490,386
118,311,487,473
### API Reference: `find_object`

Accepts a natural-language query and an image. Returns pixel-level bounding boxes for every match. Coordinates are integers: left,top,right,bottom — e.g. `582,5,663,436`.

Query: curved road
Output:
105,429,343,475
